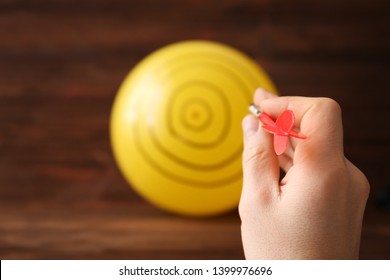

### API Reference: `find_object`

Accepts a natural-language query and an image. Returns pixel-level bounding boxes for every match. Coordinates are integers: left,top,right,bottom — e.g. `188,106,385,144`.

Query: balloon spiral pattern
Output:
111,41,277,216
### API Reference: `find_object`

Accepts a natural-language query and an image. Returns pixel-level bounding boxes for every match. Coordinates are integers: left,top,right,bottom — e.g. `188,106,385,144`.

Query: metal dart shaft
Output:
249,103,261,117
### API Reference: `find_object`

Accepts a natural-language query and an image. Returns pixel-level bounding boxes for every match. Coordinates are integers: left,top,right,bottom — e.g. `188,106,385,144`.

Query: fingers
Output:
241,114,280,203
259,95,342,137
256,89,344,163
254,88,293,172
249,87,345,172
278,144,294,172
254,88,277,105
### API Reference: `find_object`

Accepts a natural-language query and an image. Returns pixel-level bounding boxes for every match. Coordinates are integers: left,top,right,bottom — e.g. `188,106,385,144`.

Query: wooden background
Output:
0,0,389,259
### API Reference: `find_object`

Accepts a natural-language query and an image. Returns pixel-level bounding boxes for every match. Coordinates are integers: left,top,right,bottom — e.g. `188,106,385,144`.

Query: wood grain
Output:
0,0,389,259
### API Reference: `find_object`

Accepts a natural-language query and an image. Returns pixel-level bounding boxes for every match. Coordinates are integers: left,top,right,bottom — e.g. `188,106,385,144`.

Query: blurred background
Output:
0,0,389,259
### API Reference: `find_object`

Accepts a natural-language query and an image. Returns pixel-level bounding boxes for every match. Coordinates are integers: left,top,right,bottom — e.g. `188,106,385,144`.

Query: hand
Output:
239,88,369,259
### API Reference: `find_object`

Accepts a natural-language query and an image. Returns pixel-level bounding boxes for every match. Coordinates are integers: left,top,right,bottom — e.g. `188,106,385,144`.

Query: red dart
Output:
249,104,306,155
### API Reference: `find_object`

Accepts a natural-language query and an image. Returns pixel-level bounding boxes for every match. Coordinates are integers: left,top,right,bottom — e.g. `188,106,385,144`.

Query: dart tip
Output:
249,103,261,117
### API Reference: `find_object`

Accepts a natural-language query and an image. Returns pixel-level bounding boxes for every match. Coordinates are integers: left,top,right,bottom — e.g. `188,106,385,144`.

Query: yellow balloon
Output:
110,41,277,216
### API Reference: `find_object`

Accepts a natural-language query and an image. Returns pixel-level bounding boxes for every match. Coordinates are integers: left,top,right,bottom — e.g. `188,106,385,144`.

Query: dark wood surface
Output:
0,0,389,259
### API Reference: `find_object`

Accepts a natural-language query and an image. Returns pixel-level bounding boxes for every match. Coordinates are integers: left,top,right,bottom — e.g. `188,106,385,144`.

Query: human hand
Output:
239,88,369,259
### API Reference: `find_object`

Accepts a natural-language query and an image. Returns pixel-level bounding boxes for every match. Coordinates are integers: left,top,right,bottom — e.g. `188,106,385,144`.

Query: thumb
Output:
241,115,280,203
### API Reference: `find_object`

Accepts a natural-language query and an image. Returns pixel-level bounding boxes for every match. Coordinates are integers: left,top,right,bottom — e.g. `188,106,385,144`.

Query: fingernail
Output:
255,87,265,95
242,115,259,140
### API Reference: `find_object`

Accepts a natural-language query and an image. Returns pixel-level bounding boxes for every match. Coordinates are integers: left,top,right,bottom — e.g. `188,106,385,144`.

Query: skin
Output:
239,88,369,259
